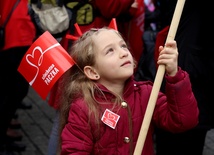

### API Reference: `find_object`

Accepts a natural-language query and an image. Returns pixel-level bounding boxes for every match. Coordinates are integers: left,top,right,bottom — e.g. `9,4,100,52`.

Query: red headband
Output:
66,18,118,41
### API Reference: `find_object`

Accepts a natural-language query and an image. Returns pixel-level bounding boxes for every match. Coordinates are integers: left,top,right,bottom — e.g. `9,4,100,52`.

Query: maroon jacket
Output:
61,68,199,155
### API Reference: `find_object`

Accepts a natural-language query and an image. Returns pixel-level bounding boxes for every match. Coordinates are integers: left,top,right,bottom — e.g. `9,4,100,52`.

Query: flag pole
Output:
133,0,186,154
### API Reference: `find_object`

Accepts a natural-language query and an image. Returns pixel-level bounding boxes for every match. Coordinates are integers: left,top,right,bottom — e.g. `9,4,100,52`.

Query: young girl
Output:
59,27,199,155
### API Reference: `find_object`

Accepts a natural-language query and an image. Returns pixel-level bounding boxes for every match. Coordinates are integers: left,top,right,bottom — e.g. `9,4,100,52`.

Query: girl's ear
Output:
84,66,100,80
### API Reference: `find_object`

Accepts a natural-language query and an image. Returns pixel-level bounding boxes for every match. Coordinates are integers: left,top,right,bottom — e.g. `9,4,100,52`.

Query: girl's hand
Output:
157,40,178,76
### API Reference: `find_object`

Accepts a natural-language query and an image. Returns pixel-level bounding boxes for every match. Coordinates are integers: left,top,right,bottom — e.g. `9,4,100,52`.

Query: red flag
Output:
18,31,75,100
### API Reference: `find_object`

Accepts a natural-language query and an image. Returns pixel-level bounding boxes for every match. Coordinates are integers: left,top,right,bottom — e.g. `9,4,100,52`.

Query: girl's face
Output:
92,30,134,85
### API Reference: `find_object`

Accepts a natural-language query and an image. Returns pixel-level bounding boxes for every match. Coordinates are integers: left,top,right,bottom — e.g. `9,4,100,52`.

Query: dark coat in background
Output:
159,0,214,129
155,0,214,154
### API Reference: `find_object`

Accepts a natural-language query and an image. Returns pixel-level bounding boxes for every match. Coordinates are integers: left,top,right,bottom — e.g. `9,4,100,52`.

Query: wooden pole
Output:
133,0,186,154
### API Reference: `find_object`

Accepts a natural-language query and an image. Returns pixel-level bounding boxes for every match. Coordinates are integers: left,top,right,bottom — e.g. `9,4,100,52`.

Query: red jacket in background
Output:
0,0,36,51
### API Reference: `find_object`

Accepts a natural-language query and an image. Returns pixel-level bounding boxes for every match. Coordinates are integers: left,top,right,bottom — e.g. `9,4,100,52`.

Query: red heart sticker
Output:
101,109,120,129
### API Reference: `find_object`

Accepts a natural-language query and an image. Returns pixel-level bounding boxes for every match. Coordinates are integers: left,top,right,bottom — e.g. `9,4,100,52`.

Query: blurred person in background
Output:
0,0,36,154
154,0,214,155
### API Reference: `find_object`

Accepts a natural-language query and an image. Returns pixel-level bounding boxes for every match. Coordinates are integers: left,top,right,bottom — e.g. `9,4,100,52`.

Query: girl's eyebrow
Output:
102,39,125,50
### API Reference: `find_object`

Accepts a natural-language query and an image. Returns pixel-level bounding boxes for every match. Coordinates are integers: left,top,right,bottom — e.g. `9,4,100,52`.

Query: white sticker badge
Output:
101,109,120,129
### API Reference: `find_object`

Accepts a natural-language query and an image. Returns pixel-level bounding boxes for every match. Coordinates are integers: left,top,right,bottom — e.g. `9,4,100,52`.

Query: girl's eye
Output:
121,44,128,49
106,48,114,54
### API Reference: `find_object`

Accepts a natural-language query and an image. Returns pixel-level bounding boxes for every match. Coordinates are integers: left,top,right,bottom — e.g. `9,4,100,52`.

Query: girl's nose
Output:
120,49,129,58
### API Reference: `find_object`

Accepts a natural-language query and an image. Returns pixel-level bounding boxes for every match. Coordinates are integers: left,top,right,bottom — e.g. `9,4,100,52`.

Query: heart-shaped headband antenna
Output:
108,18,118,31
66,18,118,41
